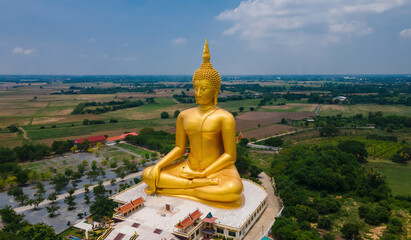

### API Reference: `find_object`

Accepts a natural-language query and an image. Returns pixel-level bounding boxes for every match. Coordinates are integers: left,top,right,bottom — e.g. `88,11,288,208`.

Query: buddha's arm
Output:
156,114,187,169
203,114,236,177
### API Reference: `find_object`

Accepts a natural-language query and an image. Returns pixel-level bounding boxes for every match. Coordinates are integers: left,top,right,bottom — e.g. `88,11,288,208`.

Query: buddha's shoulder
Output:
215,108,235,121
180,107,197,116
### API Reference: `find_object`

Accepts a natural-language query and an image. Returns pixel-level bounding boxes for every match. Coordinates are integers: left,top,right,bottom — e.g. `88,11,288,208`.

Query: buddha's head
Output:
193,39,221,106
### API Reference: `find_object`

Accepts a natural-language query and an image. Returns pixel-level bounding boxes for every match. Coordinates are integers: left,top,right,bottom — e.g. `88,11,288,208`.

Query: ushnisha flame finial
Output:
193,38,221,93
203,38,210,63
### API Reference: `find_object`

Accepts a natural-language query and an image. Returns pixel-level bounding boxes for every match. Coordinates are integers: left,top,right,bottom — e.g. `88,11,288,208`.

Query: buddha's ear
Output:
214,91,218,105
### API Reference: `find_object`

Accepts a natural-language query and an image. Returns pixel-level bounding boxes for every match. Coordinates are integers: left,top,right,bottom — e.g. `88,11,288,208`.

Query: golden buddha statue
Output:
142,39,243,209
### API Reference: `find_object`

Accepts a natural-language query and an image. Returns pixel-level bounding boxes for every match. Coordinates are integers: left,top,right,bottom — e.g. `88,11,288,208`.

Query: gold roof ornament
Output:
192,39,221,92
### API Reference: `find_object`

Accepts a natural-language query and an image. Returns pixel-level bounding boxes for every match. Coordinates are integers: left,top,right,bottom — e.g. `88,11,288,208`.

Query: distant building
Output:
120,132,138,140
236,132,244,143
333,96,347,102
106,136,122,144
74,135,106,146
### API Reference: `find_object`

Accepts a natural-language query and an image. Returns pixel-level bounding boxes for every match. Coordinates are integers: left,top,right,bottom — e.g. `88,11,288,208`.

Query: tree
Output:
77,163,86,175
51,173,69,193
31,183,46,210
46,204,60,217
341,222,361,240
93,181,106,199
248,164,262,178
0,206,24,224
84,184,91,204
64,188,76,210
47,192,57,204
239,138,249,147
7,124,18,133
64,167,73,177
160,111,170,119
17,223,57,240
391,146,411,164
7,187,29,205
83,119,89,125
239,106,244,112
0,231,23,240
318,216,332,230
264,137,283,147
89,197,117,222
174,110,180,118
249,107,255,111
320,124,339,137
338,140,368,162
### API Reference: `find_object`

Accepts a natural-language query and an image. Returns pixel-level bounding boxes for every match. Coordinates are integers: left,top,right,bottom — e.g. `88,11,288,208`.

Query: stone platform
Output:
106,179,268,240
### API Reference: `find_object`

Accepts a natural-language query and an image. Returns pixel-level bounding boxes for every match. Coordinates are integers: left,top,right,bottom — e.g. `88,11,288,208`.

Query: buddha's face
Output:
193,79,216,106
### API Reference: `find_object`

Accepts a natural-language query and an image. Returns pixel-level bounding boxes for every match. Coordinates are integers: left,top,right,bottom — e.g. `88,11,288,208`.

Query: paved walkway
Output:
14,170,144,213
244,172,282,240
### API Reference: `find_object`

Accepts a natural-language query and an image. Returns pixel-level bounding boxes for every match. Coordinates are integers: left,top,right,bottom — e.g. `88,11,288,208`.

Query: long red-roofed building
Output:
74,135,106,146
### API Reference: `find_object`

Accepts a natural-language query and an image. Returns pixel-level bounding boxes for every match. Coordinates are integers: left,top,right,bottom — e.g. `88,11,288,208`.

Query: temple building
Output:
99,179,268,240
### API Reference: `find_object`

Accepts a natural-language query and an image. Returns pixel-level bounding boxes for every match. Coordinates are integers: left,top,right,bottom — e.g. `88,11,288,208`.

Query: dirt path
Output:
18,127,29,141
14,170,144,213
244,172,283,240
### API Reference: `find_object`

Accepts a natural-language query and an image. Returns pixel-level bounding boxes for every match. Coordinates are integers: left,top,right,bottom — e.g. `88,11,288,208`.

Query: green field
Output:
365,160,411,196
218,98,261,112
23,118,176,141
116,143,154,157
319,104,411,117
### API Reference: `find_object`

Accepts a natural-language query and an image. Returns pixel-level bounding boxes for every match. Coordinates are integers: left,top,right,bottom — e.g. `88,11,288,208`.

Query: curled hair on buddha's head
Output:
192,39,221,104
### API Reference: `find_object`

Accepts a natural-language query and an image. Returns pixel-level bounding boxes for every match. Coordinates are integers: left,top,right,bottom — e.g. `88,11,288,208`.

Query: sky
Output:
0,0,411,75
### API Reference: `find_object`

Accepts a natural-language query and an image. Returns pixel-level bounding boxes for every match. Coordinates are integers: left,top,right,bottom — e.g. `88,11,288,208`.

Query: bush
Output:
391,146,411,164
264,137,283,147
160,112,170,119
358,203,390,225
318,216,332,230
341,222,361,240
294,205,319,223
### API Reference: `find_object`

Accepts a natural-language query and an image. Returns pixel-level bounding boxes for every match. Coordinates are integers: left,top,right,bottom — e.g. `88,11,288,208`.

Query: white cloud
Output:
13,47,23,54
88,38,96,42
172,37,187,45
399,28,411,38
217,0,404,46
13,47,35,55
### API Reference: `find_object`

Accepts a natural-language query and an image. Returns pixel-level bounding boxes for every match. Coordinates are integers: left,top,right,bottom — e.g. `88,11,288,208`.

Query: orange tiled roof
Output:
120,132,138,139
189,209,202,221
118,203,133,213
181,216,194,229
107,136,122,142
131,197,144,206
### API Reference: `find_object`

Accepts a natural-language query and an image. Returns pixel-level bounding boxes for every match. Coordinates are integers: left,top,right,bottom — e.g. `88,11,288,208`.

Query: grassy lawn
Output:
319,104,411,117
365,160,411,196
116,143,155,157
103,149,135,162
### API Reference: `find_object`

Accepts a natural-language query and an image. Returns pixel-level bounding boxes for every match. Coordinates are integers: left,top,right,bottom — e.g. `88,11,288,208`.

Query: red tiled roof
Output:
107,136,122,142
175,216,194,229
131,197,144,206
202,217,217,224
120,132,138,139
189,209,202,221
118,203,133,213
75,135,106,144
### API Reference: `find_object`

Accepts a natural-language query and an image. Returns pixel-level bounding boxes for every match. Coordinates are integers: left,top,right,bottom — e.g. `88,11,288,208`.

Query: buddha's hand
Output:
147,166,160,194
179,166,205,179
